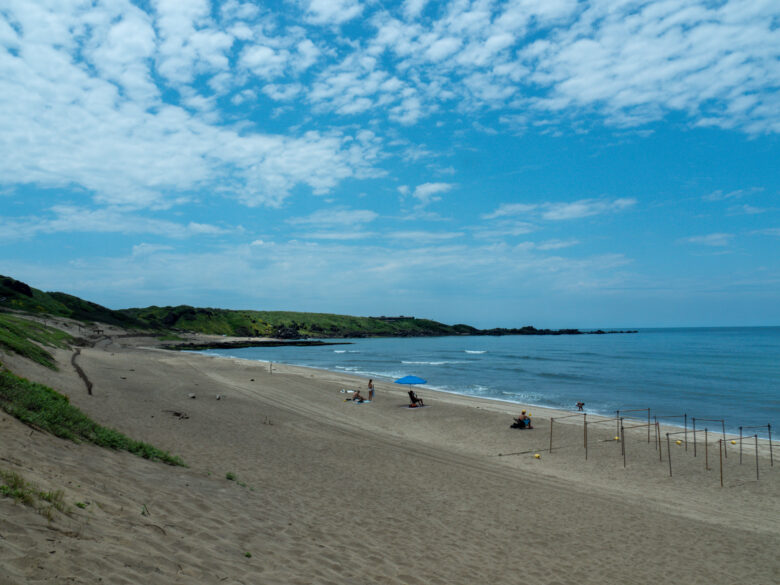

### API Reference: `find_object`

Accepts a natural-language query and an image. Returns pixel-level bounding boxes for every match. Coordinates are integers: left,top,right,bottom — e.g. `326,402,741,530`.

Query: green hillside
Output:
120,306,479,338
1,275,478,338
0,275,145,329
1,274,600,339
0,313,74,369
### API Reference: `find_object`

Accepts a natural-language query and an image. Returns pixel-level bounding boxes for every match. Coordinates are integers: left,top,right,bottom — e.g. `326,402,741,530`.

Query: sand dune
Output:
1,332,778,584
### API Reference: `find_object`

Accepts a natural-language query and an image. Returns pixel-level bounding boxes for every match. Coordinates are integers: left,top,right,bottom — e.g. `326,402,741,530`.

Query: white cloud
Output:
240,45,289,79
702,188,763,201
729,204,766,215
295,39,321,71
287,208,379,227
403,0,429,20
750,228,780,237
411,182,454,208
482,203,537,220
424,37,462,61
3,236,636,317
682,233,734,247
303,231,372,240
2,0,778,137
0,206,228,240
522,0,780,132
0,32,382,210
483,198,635,220
153,0,234,86
302,0,363,25
387,231,464,242
541,198,636,220
132,243,174,256
472,220,537,239
536,238,579,250
263,83,303,101
83,6,159,103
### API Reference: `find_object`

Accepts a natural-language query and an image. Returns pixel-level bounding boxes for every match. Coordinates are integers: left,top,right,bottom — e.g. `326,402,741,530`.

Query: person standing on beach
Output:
368,379,374,401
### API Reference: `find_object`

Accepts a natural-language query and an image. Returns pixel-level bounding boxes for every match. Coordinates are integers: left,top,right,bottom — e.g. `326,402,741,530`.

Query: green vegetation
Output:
225,471,236,481
2,274,474,338
0,369,184,466
0,468,68,520
0,275,145,328
122,305,479,339
0,313,73,369
156,333,185,341
2,274,603,340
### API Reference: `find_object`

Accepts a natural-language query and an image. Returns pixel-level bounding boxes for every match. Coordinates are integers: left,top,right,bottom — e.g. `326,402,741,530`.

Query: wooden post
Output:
621,421,626,468
549,418,554,454
584,419,589,461
653,418,658,450
769,424,774,467
755,435,759,481
657,423,662,462
719,440,723,487
654,416,658,449
583,414,587,449
647,409,651,443
739,426,743,464
666,433,672,477
705,428,709,471
722,420,727,459
692,418,697,457
684,414,688,452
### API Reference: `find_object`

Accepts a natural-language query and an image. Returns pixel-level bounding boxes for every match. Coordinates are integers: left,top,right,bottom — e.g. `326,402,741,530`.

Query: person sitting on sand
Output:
513,410,533,429
408,390,424,407
351,390,366,403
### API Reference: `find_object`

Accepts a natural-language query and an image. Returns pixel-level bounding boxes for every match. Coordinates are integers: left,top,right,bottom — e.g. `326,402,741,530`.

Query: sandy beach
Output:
1,326,778,585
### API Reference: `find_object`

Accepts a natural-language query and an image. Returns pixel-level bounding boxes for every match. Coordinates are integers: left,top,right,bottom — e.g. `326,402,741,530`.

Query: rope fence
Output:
540,408,775,488
616,408,651,442
739,424,773,466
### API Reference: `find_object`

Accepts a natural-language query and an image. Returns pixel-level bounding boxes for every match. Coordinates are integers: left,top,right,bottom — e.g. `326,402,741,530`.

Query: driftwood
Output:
162,410,189,420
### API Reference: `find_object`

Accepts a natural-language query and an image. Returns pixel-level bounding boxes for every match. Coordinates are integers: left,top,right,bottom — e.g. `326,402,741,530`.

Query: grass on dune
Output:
0,313,73,369
0,468,69,520
0,368,185,466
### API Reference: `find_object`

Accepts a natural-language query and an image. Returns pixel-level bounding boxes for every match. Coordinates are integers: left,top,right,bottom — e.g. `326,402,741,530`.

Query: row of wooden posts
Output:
547,409,774,487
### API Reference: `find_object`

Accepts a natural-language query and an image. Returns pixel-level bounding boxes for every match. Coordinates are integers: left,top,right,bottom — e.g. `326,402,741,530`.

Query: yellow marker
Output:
730,440,736,445
534,453,541,459
614,436,620,441
676,440,682,445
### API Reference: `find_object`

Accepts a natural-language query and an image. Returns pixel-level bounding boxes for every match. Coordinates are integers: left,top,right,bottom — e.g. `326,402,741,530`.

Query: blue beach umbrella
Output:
394,375,427,386
395,375,427,406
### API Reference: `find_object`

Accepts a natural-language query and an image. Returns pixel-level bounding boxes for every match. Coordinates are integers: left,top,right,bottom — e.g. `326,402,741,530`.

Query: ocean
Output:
199,327,780,436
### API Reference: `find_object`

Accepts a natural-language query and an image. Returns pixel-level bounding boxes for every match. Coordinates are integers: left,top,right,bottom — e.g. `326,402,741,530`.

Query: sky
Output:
1,0,778,329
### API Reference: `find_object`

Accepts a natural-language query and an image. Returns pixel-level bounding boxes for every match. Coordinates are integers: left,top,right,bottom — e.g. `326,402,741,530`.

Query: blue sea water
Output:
200,327,780,436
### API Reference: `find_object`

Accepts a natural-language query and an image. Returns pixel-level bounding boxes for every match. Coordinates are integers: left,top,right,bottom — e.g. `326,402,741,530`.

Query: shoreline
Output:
189,348,774,443
1,330,778,584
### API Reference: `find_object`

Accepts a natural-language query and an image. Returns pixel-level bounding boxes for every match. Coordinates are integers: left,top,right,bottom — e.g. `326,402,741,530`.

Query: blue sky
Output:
1,0,778,328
